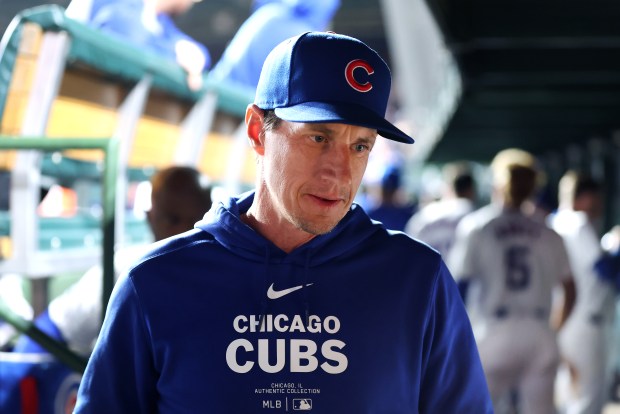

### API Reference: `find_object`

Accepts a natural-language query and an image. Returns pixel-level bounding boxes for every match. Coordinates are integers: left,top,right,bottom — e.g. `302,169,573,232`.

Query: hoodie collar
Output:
195,191,381,266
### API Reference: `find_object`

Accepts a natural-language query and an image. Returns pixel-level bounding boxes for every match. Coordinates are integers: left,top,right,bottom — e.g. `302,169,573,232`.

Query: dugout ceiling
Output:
420,0,620,163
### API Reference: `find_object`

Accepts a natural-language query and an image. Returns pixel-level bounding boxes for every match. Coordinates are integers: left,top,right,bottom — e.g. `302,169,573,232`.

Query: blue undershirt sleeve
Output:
594,251,620,292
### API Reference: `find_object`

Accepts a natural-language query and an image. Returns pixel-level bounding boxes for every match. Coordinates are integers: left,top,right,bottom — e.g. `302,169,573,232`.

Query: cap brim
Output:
273,102,414,144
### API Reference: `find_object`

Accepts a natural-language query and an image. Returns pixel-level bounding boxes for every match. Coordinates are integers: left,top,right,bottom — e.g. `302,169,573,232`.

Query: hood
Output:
196,191,385,329
195,191,381,266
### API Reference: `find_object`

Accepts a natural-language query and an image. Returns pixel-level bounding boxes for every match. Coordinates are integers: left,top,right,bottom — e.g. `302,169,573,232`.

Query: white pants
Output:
557,314,614,414
476,318,559,414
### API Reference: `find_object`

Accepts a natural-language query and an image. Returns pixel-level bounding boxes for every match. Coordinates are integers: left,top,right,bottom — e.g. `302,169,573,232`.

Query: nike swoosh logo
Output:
267,283,314,300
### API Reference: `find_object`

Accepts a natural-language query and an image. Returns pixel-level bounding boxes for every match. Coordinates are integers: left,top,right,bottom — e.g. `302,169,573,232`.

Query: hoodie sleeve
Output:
74,274,158,413
419,261,493,413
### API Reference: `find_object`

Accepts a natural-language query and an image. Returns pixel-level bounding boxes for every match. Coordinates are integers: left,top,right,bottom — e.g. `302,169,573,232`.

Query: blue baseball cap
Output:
254,32,414,144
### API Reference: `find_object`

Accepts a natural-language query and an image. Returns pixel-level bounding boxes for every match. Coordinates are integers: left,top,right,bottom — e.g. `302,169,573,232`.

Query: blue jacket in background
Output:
88,0,211,70
210,0,340,90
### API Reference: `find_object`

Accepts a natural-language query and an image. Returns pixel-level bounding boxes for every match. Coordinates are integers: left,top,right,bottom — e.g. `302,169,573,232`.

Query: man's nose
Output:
319,144,352,183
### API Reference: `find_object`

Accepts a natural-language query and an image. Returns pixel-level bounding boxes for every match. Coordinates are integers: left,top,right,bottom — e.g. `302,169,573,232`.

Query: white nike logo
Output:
267,283,314,300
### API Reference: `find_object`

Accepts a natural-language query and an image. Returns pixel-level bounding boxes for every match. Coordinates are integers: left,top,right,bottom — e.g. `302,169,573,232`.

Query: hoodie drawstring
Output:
303,249,312,327
259,247,270,331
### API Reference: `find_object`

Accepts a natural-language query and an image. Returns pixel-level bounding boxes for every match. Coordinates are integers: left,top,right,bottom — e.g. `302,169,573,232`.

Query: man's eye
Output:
354,143,370,152
311,135,327,143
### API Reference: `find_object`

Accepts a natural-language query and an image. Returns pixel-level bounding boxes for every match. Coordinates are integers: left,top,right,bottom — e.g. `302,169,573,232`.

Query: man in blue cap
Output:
74,32,492,413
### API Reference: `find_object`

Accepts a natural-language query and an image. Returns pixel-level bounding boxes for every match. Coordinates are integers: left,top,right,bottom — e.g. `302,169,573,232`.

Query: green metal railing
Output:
0,136,119,373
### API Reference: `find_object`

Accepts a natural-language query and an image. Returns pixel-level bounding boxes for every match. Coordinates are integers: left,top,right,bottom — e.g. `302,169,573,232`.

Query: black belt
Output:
589,313,604,325
493,307,546,320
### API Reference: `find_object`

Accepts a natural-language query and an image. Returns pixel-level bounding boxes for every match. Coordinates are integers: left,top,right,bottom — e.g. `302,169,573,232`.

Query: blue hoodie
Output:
210,0,341,90
74,192,492,413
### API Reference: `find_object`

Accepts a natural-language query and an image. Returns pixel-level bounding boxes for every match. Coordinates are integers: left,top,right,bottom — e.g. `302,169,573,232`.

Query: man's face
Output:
260,120,376,236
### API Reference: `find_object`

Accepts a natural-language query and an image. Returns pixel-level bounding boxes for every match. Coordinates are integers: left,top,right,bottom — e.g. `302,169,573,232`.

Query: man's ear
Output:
246,104,265,156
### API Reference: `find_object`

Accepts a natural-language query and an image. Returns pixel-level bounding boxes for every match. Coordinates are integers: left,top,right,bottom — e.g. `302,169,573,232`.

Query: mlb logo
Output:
293,399,312,410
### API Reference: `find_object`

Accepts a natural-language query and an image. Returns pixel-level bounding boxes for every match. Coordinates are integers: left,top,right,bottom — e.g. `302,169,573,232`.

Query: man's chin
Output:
295,216,341,236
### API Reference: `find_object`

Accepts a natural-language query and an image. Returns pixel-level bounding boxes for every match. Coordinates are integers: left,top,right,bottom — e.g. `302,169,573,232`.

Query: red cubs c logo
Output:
345,59,374,93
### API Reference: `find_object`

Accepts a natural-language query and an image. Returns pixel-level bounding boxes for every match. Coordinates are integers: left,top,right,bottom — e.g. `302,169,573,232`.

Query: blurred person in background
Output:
405,161,477,258
366,164,417,231
549,171,615,414
598,225,620,409
209,0,341,91
449,148,576,414
67,0,211,90
13,166,212,356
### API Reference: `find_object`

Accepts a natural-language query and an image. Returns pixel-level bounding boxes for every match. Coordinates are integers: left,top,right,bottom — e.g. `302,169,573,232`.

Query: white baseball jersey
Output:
449,204,572,414
405,198,474,258
549,209,615,414
449,204,572,323
48,244,151,356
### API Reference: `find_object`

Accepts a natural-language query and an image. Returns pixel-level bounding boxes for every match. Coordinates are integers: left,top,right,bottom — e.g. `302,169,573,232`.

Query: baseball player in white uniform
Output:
405,161,476,258
548,171,615,414
449,148,576,414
